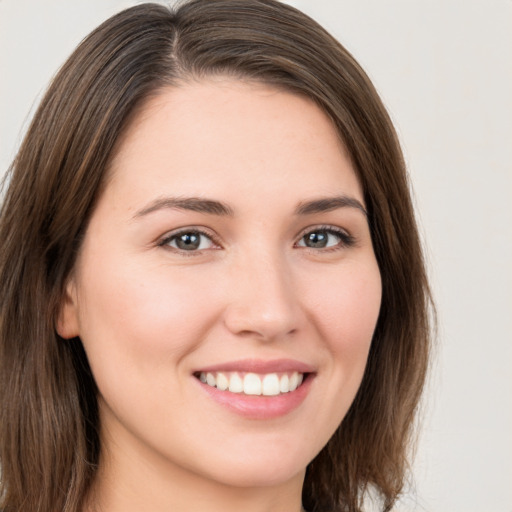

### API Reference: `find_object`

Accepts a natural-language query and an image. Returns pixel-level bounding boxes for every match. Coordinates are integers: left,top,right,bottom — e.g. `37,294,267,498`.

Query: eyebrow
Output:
133,194,367,219
295,196,367,217
134,197,234,218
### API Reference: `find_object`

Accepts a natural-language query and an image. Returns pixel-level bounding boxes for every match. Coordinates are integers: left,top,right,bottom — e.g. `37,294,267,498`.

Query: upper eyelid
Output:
295,224,351,239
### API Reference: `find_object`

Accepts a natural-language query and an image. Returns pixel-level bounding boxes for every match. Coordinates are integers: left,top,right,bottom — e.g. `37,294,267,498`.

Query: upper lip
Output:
194,358,315,374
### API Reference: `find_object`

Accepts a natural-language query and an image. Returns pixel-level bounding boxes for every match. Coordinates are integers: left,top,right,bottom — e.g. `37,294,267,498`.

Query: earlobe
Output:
56,278,80,339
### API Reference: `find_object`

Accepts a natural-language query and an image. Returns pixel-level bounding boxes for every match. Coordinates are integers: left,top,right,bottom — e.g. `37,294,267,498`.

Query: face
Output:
59,79,381,494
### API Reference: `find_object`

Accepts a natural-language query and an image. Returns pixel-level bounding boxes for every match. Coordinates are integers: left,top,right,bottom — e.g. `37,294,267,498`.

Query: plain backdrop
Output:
1,1,511,511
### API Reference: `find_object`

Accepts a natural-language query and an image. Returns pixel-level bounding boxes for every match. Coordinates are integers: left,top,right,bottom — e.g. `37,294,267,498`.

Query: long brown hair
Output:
0,1,433,511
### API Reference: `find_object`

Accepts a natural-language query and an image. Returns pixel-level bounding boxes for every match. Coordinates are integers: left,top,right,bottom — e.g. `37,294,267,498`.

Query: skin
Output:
58,79,382,512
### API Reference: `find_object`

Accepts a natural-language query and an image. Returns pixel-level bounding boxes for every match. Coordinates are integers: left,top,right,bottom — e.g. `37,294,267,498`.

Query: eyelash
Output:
158,225,355,255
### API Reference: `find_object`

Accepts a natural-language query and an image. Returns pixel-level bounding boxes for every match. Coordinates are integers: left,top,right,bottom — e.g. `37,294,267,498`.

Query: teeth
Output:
262,374,280,396
216,372,229,391
206,372,216,387
289,372,299,391
198,371,305,396
228,373,243,393
244,373,262,395
279,374,289,393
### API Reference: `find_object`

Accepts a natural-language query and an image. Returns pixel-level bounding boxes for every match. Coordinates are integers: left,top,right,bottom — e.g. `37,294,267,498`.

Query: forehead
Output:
107,78,363,207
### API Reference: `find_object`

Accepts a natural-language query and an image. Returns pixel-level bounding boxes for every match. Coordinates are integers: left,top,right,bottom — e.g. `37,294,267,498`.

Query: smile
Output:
197,371,304,396
194,359,314,419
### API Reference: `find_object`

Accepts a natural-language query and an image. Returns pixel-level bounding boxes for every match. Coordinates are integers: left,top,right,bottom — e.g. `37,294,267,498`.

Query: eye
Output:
160,229,217,252
296,227,354,250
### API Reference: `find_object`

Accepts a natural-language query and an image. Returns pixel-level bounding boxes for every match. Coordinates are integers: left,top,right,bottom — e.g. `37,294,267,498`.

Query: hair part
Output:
0,2,433,511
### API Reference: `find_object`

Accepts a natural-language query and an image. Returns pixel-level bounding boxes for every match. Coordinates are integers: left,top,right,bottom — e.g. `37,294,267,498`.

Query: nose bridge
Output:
223,244,299,340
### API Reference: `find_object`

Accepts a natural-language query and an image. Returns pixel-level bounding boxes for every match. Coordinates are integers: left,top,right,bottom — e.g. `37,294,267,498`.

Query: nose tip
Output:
222,260,300,341
224,303,298,341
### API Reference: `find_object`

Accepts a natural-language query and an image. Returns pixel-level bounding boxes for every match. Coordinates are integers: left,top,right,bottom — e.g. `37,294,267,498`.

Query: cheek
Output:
311,261,382,356
75,257,222,384
290,259,381,448
304,258,381,425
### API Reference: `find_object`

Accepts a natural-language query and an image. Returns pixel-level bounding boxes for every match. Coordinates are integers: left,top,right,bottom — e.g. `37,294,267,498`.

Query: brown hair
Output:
0,1,433,511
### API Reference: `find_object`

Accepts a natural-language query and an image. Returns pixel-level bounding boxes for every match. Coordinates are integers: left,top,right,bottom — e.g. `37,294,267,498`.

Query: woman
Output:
0,1,432,511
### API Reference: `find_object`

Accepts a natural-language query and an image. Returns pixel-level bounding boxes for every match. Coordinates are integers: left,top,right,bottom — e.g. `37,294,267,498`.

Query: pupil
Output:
306,232,327,248
177,233,200,250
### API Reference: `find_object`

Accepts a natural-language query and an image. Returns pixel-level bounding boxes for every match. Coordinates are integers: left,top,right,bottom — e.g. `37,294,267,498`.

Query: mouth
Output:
194,370,306,396
192,359,315,419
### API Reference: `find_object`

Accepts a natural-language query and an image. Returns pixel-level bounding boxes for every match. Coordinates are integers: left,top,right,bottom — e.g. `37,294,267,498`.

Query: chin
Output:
208,462,307,489
193,441,315,489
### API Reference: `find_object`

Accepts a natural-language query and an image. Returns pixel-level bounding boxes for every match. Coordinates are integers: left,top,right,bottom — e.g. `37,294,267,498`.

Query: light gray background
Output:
1,1,511,511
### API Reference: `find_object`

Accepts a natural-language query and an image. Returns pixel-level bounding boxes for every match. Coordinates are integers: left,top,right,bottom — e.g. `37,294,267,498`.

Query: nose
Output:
222,252,300,342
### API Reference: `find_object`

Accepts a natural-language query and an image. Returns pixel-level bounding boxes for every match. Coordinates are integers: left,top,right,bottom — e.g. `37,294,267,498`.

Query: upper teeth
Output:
198,371,304,396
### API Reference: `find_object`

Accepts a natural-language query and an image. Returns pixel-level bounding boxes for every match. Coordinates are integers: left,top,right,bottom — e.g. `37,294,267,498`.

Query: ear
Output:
56,277,80,339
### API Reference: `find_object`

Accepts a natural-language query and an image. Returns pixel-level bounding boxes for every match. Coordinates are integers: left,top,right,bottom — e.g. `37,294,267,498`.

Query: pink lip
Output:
193,359,315,420
195,358,315,374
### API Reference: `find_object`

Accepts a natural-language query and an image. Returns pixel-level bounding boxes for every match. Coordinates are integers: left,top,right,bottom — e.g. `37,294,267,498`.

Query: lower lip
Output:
196,375,314,420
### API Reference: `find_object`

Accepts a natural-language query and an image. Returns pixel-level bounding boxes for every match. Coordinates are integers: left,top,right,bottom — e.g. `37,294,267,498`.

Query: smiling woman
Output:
0,2,432,512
